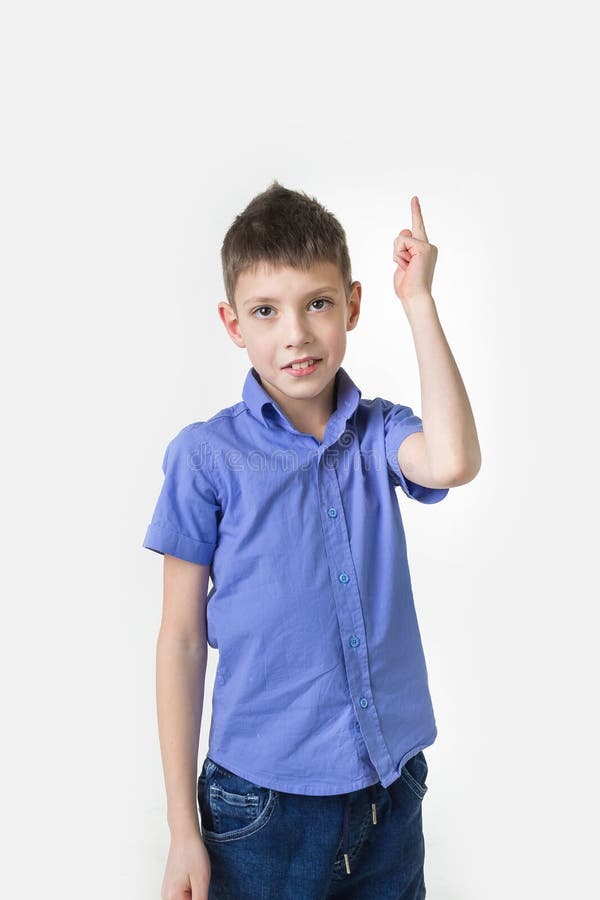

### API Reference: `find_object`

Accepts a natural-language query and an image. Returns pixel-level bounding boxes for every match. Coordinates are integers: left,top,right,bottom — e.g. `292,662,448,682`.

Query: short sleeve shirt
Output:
143,365,449,794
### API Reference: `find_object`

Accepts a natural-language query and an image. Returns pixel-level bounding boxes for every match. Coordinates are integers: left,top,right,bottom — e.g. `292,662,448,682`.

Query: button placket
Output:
318,447,396,781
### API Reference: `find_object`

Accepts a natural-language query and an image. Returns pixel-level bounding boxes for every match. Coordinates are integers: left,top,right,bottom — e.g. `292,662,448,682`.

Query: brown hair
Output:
221,180,353,314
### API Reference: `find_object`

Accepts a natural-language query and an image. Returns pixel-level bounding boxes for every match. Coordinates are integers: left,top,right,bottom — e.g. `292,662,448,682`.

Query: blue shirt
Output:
143,365,449,795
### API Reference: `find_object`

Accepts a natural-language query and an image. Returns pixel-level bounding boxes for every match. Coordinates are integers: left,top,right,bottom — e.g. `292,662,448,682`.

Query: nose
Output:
283,310,314,349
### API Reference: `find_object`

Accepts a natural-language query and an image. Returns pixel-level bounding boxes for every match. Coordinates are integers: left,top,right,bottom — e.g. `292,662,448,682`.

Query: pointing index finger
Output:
411,195,428,242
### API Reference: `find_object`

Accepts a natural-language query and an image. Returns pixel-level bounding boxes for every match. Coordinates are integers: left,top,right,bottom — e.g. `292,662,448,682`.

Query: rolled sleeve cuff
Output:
386,424,450,504
142,522,216,565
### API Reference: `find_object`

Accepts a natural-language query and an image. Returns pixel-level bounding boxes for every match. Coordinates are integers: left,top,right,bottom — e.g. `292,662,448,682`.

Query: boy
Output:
143,181,481,899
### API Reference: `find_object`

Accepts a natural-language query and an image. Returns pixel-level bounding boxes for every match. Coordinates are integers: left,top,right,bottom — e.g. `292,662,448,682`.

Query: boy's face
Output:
218,260,361,426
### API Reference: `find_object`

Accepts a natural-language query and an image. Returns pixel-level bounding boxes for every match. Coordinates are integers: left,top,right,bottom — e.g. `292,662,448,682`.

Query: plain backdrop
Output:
1,1,598,897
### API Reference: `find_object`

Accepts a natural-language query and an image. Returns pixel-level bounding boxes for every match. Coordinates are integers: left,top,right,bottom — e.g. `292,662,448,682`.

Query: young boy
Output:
143,181,481,899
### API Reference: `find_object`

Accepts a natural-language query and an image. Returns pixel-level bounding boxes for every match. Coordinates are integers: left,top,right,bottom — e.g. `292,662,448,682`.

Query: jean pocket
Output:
400,749,429,801
197,758,277,843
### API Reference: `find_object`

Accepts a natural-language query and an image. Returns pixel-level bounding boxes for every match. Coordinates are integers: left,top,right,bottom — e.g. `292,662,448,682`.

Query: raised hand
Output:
393,196,438,307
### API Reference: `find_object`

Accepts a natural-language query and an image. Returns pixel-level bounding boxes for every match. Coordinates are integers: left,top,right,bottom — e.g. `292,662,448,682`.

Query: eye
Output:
310,297,333,311
252,305,274,319
251,298,333,319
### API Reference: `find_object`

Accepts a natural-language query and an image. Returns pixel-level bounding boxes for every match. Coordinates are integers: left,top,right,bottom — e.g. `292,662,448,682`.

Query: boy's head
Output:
218,181,361,415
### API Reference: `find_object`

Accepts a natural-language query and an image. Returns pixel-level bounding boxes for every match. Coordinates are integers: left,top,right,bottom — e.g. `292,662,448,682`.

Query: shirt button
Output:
359,697,368,708
338,573,349,584
349,635,360,648
327,507,337,518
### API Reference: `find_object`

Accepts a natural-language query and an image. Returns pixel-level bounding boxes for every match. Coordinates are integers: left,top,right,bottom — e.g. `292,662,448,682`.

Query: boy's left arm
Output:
392,196,482,489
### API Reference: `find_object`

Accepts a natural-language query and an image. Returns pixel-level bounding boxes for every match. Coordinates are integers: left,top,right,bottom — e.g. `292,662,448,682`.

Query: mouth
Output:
283,358,322,377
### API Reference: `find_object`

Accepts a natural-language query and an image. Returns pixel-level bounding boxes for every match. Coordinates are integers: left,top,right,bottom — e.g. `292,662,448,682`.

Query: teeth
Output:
291,359,315,369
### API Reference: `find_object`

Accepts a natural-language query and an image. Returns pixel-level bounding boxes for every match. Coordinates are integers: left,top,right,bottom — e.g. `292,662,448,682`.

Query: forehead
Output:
236,260,343,305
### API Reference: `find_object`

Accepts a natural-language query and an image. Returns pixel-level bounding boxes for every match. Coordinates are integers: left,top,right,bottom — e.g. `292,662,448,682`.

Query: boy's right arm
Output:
157,553,210,839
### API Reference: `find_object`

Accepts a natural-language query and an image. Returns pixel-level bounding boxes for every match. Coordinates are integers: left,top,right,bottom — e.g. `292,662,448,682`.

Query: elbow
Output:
435,451,482,487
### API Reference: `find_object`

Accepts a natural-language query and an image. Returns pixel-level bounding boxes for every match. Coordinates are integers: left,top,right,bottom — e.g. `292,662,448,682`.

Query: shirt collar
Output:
242,364,362,434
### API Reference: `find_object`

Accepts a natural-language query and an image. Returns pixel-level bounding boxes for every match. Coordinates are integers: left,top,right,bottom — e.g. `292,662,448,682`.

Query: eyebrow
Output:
242,286,340,308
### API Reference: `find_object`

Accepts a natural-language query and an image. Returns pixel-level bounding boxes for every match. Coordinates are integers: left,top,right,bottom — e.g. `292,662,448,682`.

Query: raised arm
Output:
392,196,481,486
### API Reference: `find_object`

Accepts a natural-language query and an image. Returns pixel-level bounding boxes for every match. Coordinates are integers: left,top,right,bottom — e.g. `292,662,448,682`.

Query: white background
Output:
2,1,598,897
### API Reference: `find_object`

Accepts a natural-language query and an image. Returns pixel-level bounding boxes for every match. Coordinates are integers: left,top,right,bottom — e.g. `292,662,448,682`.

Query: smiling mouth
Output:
283,358,322,370
283,359,322,376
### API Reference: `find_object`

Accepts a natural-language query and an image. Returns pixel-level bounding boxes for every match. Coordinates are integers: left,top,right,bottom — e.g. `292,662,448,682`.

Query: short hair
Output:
221,180,353,314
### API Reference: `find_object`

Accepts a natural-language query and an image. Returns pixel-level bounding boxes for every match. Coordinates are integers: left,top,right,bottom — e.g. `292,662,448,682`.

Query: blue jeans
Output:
197,750,429,898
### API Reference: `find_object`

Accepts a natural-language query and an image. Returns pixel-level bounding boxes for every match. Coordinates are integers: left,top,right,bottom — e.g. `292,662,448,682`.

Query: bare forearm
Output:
405,292,481,481
156,630,207,838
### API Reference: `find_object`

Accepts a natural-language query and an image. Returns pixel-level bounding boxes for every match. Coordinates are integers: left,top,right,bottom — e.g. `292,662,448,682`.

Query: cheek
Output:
327,321,348,348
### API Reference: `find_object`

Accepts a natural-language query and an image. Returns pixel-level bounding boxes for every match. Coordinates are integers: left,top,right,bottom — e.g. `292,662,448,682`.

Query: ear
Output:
346,281,362,331
217,301,246,348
